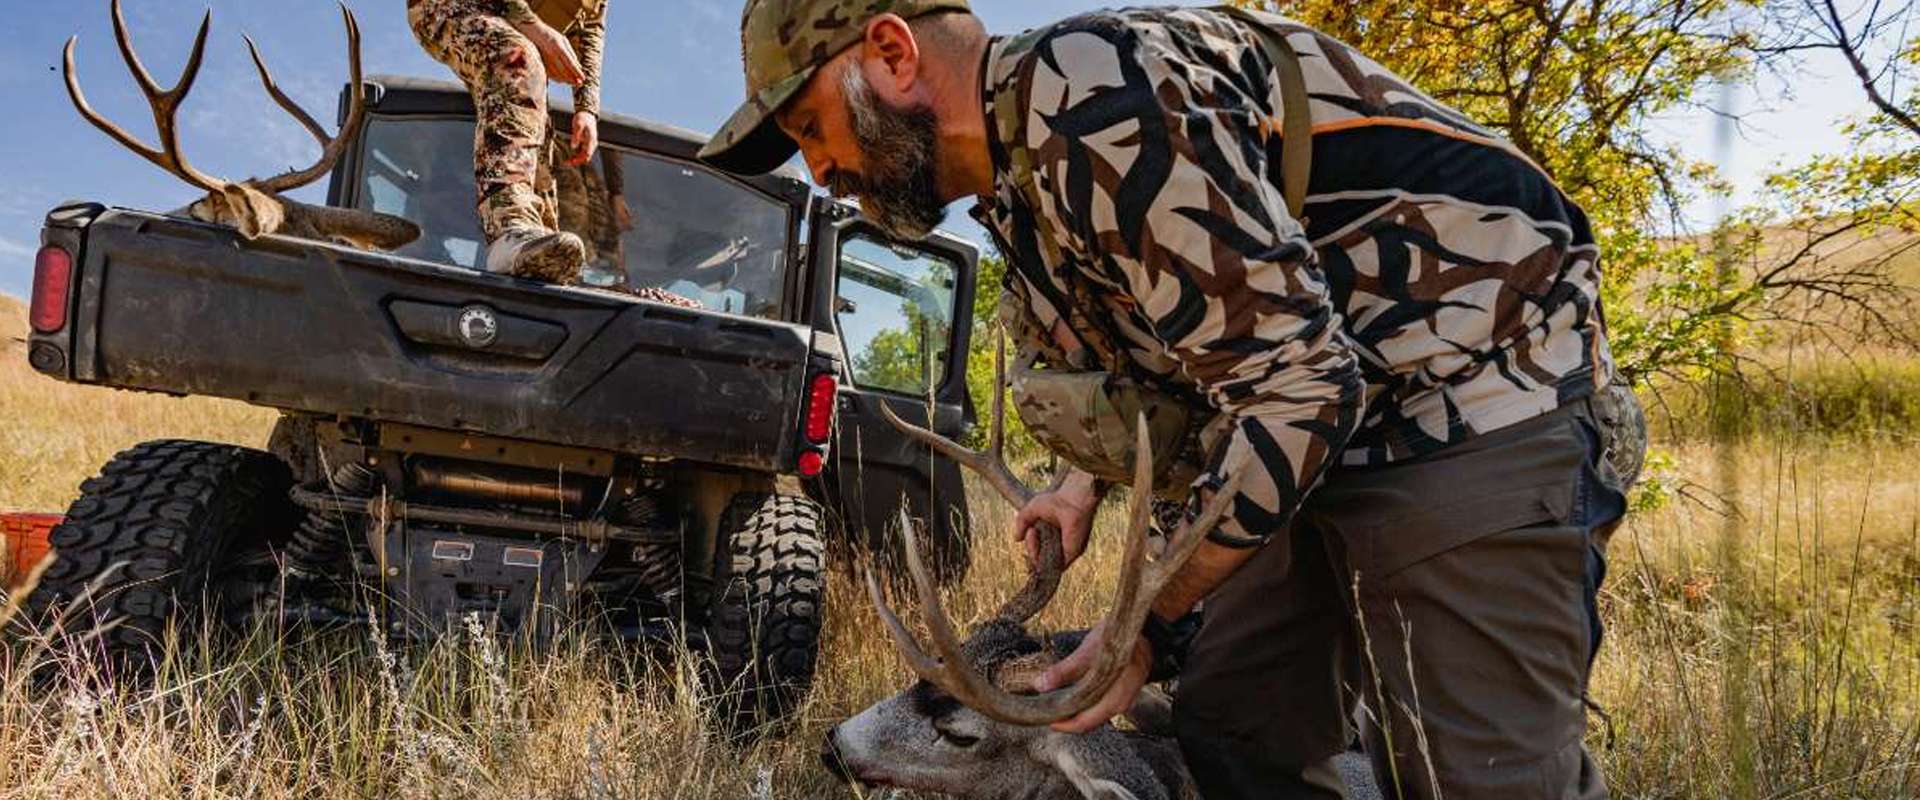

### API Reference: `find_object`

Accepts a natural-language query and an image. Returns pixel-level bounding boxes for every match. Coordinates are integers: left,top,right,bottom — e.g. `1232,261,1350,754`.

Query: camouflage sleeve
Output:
568,8,606,117
1021,25,1364,546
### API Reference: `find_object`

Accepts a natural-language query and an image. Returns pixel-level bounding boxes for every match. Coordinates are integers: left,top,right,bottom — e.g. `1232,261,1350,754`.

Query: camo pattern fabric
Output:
509,0,609,117
547,132,626,265
407,0,608,240
975,7,1611,545
702,0,969,167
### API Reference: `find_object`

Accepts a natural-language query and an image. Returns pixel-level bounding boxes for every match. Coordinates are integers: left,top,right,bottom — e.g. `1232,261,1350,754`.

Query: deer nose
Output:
820,727,854,783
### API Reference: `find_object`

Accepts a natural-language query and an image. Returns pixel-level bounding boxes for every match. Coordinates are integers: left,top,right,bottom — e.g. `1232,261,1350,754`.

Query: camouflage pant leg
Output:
546,135,604,263
407,0,552,241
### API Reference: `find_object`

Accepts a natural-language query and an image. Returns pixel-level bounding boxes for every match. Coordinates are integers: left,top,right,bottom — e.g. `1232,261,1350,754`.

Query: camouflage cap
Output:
697,0,971,175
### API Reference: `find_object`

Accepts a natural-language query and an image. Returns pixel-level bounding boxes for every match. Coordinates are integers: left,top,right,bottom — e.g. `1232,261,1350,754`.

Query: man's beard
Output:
831,64,947,240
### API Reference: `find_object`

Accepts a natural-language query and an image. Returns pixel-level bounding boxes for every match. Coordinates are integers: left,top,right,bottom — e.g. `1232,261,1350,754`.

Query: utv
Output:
19,76,979,728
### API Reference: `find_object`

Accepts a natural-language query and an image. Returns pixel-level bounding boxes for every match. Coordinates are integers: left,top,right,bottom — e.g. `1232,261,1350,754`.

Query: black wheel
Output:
705,492,826,735
21,439,296,667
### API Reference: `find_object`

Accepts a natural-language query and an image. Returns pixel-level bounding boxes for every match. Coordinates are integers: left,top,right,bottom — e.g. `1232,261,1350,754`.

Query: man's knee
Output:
1175,700,1351,800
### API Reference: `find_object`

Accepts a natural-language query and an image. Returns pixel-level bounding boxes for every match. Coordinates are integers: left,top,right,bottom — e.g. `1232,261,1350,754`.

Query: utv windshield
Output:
353,117,791,319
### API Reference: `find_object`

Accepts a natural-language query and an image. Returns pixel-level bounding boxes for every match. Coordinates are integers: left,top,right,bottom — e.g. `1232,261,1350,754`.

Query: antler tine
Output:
252,3,364,194
869,413,1252,726
879,402,1036,506
873,328,1064,621
989,516,1063,624
109,0,206,102
1044,428,1250,716
65,1,226,193
241,33,328,145
869,506,1046,714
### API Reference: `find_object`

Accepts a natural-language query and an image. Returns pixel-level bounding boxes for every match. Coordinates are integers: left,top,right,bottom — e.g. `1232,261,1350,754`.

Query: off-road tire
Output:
706,493,826,735
21,439,295,668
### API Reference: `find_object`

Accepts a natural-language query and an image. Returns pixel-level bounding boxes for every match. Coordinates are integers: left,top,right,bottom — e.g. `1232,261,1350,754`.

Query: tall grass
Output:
1652,356,1920,443
0,296,275,512
5,295,1920,797
1594,440,1920,797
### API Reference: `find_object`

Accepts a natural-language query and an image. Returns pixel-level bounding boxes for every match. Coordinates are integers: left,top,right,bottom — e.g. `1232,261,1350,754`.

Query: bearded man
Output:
702,2,1633,798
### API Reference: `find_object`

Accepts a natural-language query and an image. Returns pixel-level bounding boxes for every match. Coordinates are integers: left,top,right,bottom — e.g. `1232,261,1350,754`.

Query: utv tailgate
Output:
51,208,812,471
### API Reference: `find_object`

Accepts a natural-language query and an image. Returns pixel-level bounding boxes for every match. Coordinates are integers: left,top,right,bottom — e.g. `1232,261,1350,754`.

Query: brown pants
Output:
1174,400,1624,799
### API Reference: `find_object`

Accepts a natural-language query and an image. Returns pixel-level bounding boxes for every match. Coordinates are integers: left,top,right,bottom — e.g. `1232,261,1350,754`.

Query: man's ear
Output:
860,12,920,96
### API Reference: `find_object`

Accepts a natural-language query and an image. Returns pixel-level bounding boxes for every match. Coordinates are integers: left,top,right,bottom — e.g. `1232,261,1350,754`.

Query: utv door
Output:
807,202,978,581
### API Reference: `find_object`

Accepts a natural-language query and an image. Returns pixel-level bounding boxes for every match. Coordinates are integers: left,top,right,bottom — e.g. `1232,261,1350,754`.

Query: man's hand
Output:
567,111,599,166
1014,469,1102,567
1033,621,1153,733
512,19,584,86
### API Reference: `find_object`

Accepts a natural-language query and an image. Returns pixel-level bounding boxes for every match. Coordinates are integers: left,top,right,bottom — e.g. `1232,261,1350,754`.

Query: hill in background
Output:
0,293,274,511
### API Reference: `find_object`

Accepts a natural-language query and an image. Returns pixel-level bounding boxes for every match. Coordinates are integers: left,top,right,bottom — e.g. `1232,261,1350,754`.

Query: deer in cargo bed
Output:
64,0,419,251
821,347,1255,800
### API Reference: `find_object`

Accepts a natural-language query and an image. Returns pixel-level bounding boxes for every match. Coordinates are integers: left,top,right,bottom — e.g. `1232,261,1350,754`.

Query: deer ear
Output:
1034,731,1166,800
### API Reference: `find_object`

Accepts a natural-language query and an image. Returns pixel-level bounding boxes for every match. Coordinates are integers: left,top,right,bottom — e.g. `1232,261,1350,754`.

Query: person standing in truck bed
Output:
408,0,610,284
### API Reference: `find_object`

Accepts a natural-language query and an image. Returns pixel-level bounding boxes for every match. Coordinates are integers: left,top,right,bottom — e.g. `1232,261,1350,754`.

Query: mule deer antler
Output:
62,0,416,251
876,338,1064,623
62,0,223,192
871,336,1247,726
240,5,365,194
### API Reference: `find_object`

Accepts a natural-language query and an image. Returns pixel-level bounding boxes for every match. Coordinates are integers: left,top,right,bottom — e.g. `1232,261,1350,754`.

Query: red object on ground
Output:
2,513,60,589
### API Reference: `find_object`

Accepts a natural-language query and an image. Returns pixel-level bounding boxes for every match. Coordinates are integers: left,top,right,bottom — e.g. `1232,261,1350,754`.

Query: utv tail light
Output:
797,449,825,477
803,373,837,443
30,245,72,334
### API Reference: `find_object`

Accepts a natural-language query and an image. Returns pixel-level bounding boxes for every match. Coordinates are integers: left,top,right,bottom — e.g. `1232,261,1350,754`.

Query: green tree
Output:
1236,0,1775,382
958,255,1045,462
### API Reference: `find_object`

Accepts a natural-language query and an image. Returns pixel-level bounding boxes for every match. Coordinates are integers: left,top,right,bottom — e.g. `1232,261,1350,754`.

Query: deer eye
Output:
933,721,981,748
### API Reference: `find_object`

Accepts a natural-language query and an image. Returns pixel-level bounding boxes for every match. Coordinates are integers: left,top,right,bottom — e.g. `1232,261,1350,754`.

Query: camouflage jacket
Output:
500,0,608,117
973,7,1612,546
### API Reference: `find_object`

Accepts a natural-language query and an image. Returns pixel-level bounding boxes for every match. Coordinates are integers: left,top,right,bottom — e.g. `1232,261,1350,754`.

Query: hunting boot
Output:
485,226,587,284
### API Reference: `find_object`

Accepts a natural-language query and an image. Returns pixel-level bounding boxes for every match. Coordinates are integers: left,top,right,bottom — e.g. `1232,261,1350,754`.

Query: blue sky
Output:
0,0,1876,299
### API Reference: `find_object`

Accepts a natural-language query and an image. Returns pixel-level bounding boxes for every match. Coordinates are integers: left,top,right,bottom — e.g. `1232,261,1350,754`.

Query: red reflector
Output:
30,246,73,334
804,373,837,443
797,449,825,477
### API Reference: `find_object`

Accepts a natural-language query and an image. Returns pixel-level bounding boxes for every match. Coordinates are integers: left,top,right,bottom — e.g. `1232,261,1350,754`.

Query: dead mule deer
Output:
64,0,419,251
823,341,1246,799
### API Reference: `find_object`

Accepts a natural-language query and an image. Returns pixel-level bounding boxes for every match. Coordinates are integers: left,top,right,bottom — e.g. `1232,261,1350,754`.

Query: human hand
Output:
1013,469,1100,567
1032,621,1153,734
513,19,584,85
567,111,599,166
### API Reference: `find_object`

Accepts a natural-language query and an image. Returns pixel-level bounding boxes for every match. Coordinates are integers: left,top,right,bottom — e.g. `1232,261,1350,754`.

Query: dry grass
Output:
4,296,1920,798
1596,441,1920,797
0,295,276,512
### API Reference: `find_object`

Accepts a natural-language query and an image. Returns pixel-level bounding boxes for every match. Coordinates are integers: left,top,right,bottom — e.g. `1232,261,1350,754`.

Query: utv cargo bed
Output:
50,205,814,472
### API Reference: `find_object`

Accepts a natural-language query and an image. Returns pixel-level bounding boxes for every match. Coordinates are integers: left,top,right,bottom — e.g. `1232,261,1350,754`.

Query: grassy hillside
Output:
0,294,276,512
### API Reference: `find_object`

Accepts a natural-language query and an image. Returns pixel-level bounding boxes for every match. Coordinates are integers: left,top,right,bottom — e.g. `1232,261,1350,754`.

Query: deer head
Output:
823,618,1192,800
823,339,1244,798
64,0,419,251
